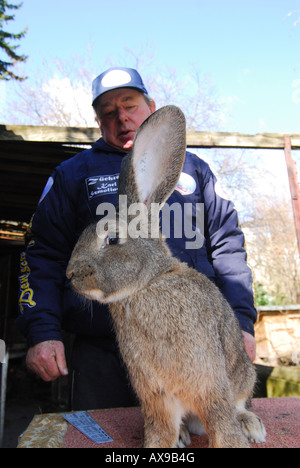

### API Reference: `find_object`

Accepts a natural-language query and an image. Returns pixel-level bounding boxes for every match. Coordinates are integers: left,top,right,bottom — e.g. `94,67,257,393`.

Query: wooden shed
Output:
1,124,300,237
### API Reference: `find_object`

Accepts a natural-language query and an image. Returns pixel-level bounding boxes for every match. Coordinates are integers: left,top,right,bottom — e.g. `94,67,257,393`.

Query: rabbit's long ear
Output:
118,106,186,206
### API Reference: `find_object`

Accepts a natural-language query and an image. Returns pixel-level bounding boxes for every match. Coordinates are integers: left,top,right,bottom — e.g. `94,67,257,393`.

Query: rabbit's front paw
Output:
238,411,266,444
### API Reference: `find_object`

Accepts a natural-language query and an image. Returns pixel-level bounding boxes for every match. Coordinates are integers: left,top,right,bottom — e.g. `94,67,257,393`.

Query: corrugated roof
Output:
0,140,86,223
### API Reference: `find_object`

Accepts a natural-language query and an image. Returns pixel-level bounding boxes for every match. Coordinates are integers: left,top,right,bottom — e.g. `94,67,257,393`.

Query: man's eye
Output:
126,105,137,112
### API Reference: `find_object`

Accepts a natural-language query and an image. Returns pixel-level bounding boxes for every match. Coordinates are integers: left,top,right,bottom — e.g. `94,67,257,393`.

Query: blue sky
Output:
1,0,300,134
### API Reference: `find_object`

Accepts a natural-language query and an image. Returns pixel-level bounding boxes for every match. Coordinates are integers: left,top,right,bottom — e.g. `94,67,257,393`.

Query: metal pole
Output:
0,255,11,448
0,351,9,448
284,135,300,259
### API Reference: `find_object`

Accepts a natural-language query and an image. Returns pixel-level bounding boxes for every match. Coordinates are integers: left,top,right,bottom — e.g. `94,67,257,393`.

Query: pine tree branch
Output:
0,0,27,80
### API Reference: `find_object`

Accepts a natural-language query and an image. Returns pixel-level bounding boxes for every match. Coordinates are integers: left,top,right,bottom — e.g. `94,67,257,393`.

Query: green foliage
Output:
254,283,274,306
0,0,27,80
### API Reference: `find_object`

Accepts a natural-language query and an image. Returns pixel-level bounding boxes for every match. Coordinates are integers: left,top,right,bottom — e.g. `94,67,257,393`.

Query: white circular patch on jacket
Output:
101,70,132,88
214,180,231,201
175,172,197,195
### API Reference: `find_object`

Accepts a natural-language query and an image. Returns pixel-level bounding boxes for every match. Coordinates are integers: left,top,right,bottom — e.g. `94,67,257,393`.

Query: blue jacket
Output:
17,138,257,348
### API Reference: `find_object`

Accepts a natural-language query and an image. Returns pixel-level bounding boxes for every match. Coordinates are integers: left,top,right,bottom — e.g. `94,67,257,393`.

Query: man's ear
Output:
150,99,156,114
95,116,102,133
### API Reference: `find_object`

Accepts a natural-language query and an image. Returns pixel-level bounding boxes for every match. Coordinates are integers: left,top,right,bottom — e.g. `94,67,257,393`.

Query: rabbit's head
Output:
67,105,186,304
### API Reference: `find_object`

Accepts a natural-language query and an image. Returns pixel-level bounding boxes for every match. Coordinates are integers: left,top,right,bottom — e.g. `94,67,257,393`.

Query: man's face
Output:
96,88,156,151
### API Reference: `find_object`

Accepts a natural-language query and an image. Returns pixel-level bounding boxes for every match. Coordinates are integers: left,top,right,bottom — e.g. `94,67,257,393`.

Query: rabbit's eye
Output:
104,235,119,247
109,236,119,245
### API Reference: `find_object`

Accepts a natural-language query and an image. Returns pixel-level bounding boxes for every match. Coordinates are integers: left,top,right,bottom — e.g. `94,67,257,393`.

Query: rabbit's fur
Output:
67,106,266,448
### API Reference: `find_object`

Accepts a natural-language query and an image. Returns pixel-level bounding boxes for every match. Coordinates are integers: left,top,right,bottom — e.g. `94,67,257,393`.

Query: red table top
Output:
62,398,300,449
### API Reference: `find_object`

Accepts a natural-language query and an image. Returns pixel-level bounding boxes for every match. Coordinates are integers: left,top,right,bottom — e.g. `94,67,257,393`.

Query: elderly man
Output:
17,67,257,410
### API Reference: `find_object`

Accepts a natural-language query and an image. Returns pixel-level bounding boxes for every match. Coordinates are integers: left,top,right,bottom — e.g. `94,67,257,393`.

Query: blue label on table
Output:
63,411,113,444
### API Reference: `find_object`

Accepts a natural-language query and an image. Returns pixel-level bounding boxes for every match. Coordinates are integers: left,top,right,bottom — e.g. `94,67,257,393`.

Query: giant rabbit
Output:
67,106,266,448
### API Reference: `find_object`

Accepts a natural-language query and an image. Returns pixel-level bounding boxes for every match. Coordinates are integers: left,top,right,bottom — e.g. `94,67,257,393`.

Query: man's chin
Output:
103,137,132,151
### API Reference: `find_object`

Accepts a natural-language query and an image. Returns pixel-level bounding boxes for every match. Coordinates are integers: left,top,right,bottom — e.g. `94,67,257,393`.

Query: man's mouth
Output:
119,130,135,138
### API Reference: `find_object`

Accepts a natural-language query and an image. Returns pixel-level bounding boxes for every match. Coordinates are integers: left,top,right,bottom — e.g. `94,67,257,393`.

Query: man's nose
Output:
117,107,128,122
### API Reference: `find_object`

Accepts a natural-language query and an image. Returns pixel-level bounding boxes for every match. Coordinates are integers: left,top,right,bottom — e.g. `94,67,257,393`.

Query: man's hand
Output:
26,340,68,382
242,331,256,362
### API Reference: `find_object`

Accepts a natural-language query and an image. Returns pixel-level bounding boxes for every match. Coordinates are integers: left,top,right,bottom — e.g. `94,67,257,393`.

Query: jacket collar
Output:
92,137,127,155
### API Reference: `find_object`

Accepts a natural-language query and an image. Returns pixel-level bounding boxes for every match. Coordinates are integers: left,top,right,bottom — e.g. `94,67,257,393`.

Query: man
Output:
17,67,257,410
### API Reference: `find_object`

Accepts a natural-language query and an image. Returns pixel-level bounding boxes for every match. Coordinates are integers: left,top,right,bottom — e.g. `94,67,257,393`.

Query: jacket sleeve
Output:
203,165,257,336
17,165,77,347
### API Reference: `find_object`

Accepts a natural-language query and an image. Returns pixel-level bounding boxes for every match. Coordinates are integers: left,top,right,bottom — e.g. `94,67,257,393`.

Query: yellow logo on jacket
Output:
19,252,36,313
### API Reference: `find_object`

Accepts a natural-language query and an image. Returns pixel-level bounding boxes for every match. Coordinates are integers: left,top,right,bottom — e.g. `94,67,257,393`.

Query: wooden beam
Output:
186,131,300,149
284,135,300,259
1,124,300,149
0,124,100,143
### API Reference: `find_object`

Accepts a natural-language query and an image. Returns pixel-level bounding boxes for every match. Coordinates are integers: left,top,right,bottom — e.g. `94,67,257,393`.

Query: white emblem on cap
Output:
101,70,132,88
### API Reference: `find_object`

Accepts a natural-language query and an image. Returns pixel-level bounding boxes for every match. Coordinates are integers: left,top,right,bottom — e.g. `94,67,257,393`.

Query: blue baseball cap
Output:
92,67,148,105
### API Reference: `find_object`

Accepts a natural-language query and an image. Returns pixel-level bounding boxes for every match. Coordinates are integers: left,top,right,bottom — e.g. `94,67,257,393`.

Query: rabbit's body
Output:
67,105,266,448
